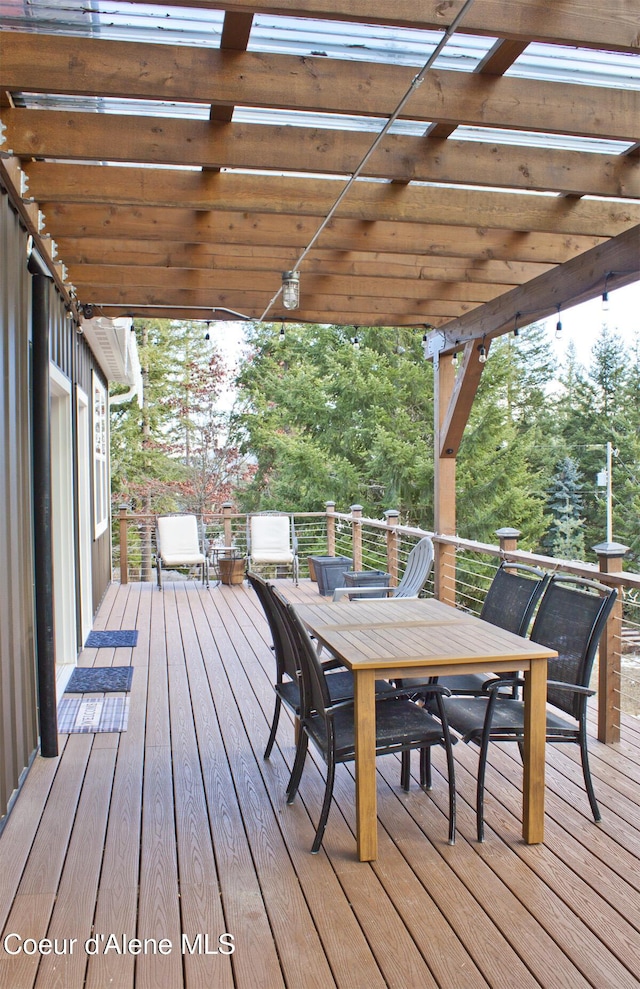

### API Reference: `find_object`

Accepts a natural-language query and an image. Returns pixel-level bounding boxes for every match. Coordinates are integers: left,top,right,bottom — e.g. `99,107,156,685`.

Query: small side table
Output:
211,548,246,585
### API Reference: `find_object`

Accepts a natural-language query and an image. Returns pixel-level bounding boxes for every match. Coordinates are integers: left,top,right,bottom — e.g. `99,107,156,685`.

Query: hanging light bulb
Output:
513,312,520,337
555,305,563,339
602,289,610,312
282,270,300,310
352,335,360,349
279,322,285,342
204,320,211,341
478,337,487,363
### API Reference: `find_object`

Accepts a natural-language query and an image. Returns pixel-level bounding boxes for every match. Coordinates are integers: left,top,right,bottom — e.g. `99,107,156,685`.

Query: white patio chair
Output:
332,536,433,601
156,514,209,588
246,512,299,583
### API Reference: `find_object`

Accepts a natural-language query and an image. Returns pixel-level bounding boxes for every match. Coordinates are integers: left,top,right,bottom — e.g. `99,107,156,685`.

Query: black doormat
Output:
85,629,138,648
65,666,134,694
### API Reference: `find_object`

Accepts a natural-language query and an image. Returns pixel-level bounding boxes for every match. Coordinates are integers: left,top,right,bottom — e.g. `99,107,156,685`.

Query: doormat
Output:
57,696,130,733
65,666,134,694
85,629,138,648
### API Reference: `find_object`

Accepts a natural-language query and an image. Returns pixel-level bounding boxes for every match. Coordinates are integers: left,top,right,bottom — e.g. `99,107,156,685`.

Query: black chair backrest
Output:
247,571,299,683
480,562,549,636
529,574,617,718
285,603,334,722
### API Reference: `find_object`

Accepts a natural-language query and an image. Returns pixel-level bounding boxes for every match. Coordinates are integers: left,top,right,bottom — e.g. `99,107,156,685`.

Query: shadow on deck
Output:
0,578,639,988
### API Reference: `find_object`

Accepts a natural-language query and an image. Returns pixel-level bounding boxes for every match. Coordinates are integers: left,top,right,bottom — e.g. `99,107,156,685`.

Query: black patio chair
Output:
248,572,397,761
247,571,351,759
438,574,617,841
437,561,549,697
283,601,457,853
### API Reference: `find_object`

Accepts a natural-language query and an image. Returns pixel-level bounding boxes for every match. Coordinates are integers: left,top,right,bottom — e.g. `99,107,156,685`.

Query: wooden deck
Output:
1,578,640,989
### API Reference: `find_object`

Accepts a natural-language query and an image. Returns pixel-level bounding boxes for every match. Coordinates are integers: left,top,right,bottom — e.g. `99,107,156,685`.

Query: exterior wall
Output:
0,192,38,823
49,290,112,619
0,189,113,823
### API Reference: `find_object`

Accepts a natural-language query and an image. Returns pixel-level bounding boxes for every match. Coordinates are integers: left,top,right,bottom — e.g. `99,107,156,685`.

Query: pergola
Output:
1,1,639,583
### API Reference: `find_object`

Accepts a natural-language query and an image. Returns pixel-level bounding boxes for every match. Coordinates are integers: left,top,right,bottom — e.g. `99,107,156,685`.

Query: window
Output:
93,372,109,538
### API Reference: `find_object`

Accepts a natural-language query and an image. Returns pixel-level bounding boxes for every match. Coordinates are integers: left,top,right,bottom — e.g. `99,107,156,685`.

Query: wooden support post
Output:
222,501,233,548
385,509,400,586
351,505,363,572
434,357,457,605
593,541,628,744
119,504,129,585
496,527,521,559
325,501,336,556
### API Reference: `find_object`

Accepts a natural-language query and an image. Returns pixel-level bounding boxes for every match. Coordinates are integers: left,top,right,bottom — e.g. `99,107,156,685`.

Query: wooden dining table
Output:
294,597,558,861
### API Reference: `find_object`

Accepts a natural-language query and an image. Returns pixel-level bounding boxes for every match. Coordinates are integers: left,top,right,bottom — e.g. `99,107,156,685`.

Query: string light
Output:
555,305,563,339
279,322,286,342
478,336,487,363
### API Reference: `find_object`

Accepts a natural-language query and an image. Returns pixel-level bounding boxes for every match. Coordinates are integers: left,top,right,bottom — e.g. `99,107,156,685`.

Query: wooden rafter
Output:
24,164,640,237
5,110,638,200
3,34,638,143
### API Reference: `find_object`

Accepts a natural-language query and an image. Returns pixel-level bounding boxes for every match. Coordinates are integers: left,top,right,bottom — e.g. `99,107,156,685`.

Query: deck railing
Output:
114,501,640,742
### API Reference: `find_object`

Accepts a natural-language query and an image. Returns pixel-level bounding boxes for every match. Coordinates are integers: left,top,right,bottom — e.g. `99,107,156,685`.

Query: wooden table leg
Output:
353,669,377,861
523,657,547,843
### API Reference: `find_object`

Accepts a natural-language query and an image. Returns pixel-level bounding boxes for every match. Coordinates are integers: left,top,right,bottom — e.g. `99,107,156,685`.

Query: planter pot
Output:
307,555,353,596
343,570,391,599
218,557,246,585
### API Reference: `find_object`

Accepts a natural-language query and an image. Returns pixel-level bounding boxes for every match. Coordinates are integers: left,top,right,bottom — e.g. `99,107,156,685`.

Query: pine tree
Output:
543,457,585,559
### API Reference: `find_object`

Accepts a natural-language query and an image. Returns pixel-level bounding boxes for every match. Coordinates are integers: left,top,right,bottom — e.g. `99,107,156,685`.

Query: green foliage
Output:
232,324,434,521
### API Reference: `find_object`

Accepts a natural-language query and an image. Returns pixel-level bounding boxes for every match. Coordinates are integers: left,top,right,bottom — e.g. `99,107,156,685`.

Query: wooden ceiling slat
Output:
40,202,606,264
6,110,638,200
70,282,479,322
26,163,640,237
122,0,640,54
3,34,638,142
66,263,511,303
55,237,553,284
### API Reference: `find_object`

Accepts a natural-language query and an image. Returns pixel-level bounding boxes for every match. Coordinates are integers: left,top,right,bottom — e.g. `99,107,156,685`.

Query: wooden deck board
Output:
1,579,640,989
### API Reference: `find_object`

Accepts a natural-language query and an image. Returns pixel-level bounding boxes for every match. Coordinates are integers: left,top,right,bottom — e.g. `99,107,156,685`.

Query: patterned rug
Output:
84,629,138,648
57,696,130,733
65,666,134,694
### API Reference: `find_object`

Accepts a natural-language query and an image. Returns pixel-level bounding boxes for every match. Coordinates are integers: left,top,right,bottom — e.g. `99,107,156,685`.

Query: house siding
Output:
0,189,113,823
0,192,38,824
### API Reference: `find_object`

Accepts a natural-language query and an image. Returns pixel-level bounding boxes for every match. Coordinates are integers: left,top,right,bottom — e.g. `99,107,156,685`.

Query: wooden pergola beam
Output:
5,110,638,200
430,222,640,356
429,224,639,459
25,164,640,237
54,237,553,284
3,34,638,142
39,202,606,264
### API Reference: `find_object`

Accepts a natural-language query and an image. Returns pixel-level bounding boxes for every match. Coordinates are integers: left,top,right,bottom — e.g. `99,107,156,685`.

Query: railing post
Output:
325,501,336,555
495,527,521,555
593,541,628,744
385,509,400,586
222,501,233,548
351,505,363,571
119,504,129,585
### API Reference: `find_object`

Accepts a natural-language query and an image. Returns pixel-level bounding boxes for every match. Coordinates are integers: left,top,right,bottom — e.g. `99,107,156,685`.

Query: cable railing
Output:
113,501,640,740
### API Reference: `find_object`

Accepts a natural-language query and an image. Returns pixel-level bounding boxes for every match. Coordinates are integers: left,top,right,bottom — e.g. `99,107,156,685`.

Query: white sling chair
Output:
247,513,299,583
156,514,209,588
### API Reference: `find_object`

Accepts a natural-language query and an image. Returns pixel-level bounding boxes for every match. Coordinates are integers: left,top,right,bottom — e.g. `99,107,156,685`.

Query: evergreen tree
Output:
543,456,585,559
